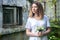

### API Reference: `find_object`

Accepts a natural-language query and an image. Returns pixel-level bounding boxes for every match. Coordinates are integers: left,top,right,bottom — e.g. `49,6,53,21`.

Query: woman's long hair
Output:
29,1,44,19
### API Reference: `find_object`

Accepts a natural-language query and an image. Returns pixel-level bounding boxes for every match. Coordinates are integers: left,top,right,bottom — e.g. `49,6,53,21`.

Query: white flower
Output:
36,26,44,32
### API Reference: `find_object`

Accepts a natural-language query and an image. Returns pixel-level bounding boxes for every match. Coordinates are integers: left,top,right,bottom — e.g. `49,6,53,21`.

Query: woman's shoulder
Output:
28,17,32,20
44,15,49,19
27,17,33,21
44,15,48,18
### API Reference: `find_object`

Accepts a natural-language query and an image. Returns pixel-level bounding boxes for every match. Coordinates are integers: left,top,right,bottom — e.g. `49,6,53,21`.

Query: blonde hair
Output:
29,1,44,19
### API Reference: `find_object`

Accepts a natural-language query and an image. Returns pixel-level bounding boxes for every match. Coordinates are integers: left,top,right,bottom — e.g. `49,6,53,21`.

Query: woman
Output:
25,1,51,40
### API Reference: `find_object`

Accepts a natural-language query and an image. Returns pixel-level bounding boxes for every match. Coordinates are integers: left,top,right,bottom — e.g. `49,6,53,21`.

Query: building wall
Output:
0,0,28,28
56,0,60,21
3,0,26,7
0,0,3,28
45,1,55,20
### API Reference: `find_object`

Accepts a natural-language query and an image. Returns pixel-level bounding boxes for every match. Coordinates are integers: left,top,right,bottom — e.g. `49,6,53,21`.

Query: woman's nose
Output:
32,8,35,10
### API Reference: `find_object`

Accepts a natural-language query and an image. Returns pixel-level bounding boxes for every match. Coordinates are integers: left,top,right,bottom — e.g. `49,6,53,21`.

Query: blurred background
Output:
0,0,60,40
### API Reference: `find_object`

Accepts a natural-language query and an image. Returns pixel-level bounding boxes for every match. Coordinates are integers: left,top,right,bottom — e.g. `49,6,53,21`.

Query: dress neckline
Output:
32,17,44,21
33,15,45,21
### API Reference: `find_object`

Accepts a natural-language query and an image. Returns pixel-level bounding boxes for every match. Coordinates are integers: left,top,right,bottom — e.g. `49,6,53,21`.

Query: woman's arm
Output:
26,29,42,37
41,15,51,36
42,27,51,36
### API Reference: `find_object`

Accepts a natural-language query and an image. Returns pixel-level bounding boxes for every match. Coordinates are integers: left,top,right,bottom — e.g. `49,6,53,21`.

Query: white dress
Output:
25,15,50,40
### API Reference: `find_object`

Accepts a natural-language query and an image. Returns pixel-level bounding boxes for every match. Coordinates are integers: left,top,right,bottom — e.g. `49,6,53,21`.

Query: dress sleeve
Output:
46,16,50,27
25,17,31,30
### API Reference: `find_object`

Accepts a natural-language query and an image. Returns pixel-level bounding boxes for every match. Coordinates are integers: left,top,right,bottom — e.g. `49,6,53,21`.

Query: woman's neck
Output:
33,14,44,20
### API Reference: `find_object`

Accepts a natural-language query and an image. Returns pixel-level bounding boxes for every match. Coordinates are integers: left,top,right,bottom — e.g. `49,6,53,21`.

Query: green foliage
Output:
48,20,60,40
50,20,60,28
52,0,56,5
39,0,43,2
48,27,60,40
27,0,33,3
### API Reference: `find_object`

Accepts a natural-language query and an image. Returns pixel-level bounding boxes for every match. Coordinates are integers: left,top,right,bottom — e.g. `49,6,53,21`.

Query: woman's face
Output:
32,3,38,14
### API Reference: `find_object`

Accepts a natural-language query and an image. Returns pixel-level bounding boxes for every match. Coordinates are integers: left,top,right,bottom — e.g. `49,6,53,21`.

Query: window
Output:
16,7,22,25
3,5,22,28
3,8,14,24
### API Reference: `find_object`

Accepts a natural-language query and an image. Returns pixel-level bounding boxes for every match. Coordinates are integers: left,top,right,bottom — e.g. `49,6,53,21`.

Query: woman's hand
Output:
26,29,43,37
37,32,43,37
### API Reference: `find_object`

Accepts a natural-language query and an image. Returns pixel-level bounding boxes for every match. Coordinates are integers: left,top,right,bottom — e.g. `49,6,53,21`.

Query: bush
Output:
48,27,60,40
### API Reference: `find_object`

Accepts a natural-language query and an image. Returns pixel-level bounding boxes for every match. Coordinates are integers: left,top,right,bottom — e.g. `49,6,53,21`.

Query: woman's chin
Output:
33,12,36,14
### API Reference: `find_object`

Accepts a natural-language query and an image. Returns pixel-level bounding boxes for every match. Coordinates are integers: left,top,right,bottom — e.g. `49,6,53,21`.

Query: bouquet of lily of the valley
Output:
36,26,45,32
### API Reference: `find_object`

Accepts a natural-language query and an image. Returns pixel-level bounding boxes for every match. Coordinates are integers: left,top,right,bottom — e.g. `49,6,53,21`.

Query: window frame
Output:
2,5,23,28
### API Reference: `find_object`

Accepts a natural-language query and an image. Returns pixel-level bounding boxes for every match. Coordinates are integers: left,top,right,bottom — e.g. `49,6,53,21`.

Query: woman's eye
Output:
34,6,37,8
32,6,37,8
